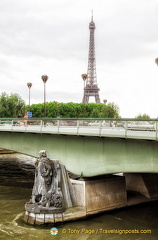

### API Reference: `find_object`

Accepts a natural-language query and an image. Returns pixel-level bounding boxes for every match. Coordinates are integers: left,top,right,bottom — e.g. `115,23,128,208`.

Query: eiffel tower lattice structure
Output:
82,12,101,103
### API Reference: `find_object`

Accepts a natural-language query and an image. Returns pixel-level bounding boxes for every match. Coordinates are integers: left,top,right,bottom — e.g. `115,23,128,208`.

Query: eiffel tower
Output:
82,12,100,103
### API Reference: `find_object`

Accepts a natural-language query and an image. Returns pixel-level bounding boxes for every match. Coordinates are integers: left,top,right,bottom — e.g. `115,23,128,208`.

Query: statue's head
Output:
39,150,47,158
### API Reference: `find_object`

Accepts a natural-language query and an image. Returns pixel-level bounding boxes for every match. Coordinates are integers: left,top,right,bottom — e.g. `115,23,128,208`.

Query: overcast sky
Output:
0,0,158,117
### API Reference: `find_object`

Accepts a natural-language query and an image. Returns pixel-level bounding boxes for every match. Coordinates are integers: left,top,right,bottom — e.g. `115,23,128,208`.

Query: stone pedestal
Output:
24,175,127,225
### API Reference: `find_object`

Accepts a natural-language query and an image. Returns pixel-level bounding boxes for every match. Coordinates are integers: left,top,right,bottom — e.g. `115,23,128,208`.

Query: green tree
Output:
27,101,120,118
101,102,119,118
135,114,150,119
28,103,44,118
90,108,100,118
0,92,25,118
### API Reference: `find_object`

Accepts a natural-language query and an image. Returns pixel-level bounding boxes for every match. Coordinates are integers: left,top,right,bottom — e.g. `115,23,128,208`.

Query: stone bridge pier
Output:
23,150,158,225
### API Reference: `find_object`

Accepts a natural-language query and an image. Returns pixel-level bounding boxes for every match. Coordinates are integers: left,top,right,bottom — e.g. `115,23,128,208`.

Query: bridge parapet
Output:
0,118,158,140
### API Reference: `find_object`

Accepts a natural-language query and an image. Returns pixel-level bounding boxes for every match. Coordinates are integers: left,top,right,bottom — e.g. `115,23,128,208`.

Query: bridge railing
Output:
0,118,158,140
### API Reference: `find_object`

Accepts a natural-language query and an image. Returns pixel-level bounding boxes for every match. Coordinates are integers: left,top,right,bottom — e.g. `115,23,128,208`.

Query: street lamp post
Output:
81,74,87,118
27,82,32,112
41,75,48,118
103,99,107,105
155,58,158,66
81,74,87,88
81,73,87,103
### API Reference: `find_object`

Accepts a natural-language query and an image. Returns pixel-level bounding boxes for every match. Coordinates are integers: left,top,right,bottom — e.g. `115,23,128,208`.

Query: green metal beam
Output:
0,132,158,177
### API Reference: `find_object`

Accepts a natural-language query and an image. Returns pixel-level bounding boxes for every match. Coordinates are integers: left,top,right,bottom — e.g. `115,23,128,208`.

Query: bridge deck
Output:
0,118,158,141
1,118,158,176
0,125,157,140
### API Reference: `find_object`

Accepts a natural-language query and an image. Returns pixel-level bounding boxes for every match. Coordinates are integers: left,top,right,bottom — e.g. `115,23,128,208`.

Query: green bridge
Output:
0,118,158,177
1,117,158,224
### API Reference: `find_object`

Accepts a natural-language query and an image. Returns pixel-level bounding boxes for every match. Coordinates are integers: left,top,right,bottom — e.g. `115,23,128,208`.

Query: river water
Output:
0,153,158,240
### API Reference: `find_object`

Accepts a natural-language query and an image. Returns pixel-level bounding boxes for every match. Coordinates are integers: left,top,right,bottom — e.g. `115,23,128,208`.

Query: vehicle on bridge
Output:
88,120,111,127
127,121,155,131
